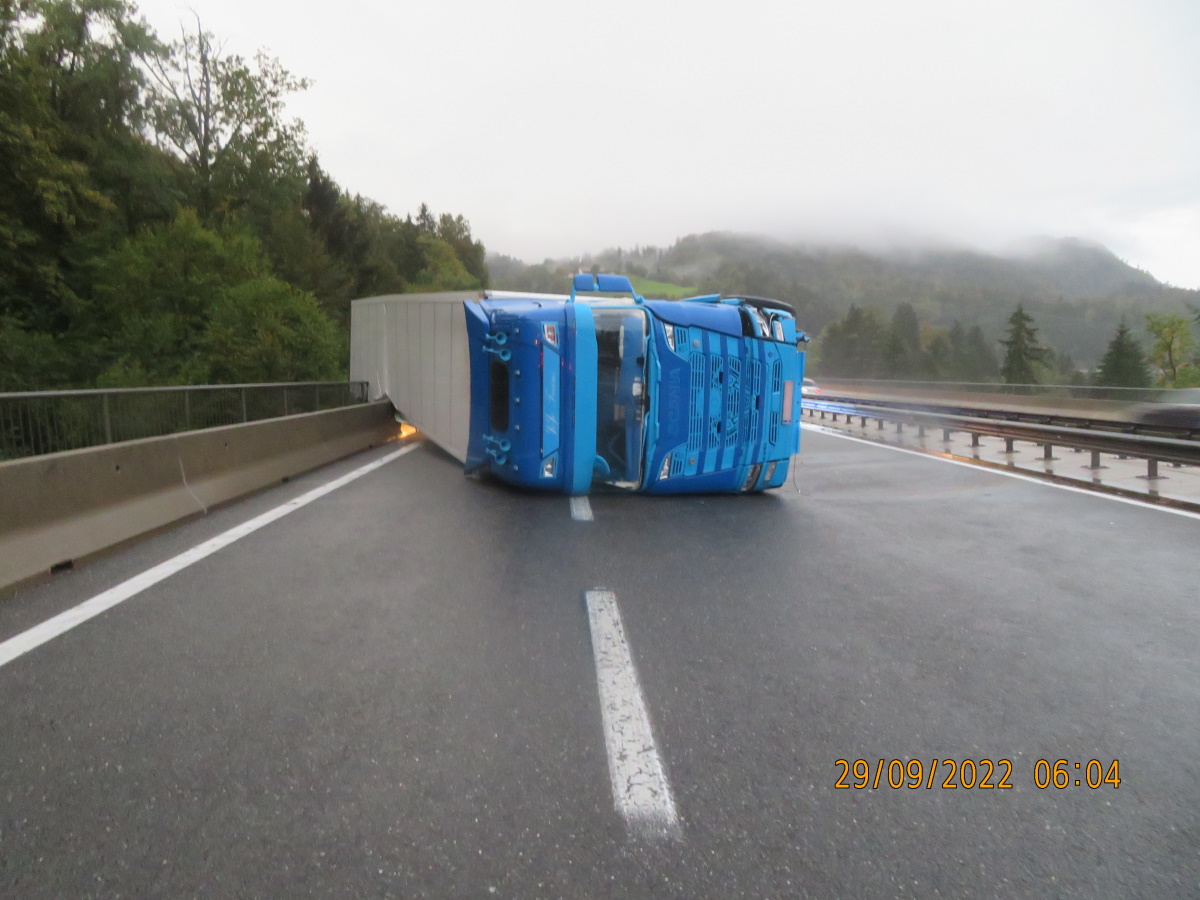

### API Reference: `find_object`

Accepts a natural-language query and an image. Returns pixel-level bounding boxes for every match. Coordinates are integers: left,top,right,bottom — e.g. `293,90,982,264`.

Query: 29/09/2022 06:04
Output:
834,758,1121,790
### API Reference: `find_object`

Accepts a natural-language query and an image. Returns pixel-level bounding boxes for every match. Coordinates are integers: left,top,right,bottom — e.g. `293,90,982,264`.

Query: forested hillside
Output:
491,233,1200,374
0,0,486,391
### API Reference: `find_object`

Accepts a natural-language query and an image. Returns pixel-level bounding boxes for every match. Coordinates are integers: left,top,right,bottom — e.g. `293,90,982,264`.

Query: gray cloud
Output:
137,0,1200,287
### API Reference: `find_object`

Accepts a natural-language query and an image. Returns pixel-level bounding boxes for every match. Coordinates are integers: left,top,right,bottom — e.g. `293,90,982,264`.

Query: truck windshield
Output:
591,308,650,490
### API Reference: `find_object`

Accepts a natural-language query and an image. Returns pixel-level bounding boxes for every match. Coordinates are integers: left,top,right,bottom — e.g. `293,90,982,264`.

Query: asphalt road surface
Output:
1,429,1198,898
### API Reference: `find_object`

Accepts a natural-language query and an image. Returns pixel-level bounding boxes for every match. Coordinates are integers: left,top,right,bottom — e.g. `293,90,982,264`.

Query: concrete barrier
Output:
0,401,397,593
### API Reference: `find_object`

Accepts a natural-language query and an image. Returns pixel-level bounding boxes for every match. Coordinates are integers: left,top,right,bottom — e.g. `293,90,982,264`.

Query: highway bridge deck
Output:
1,430,1197,897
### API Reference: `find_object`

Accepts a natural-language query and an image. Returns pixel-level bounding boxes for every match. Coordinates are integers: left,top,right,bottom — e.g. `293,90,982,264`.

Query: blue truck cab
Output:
464,274,807,494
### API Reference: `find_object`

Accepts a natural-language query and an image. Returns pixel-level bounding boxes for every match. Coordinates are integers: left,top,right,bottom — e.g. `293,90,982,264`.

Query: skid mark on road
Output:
584,589,680,840
0,444,421,670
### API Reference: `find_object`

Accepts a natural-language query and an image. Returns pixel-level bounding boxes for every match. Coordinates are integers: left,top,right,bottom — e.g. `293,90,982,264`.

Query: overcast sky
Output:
133,0,1200,288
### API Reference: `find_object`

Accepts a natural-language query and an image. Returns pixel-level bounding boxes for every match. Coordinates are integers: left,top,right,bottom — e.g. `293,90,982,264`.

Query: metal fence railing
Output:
817,379,1171,402
0,382,370,461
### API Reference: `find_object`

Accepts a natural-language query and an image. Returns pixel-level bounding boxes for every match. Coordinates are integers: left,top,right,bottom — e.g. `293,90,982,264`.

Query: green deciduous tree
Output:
1094,319,1150,387
1145,312,1196,386
88,208,263,383
999,304,1047,385
201,277,342,383
144,18,309,222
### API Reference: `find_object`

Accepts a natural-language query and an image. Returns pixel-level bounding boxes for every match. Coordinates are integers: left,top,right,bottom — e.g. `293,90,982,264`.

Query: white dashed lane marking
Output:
570,496,594,521
584,589,681,840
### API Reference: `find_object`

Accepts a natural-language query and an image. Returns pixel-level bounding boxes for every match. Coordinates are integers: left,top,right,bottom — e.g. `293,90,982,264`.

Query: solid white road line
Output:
0,443,421,670
802,422,1200,522
584,589,681,840
570,496,594,521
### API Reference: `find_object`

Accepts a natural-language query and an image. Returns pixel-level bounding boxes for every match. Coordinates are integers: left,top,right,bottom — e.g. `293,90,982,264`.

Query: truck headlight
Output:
658,454,672,479
542,456,557,477
742,463,762,491
663,323,675,351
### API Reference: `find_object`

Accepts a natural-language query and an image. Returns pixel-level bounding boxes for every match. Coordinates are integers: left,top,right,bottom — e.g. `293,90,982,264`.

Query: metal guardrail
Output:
804,395,1200,481
0,382,370,461
815,379,1169,402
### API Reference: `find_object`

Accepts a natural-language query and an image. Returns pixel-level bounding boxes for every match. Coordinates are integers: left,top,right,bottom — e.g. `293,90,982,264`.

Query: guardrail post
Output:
971,434,981,448
861,416,868,428
1087,450,1103,470
1004,438,1015,453
831,413,838,423
183,391,191,430
1146,459,1160,480
877,418,884,430
942,429,952,442
1043,443,1055,462
241,388,248,423
917,425,926,438
102,394,113,444
895,422,904,434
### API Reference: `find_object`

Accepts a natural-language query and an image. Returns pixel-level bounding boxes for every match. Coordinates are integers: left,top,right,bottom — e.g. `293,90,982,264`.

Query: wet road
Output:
1,429,1197,898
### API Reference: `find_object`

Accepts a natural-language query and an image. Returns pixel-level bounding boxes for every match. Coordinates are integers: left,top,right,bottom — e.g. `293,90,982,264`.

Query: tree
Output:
437,212,487,287
813,305,886,378
924,330,954,379
1094,319,1150,387
201,277,342,383
87,208,268,384
999,304,1047,385
144,18,309,221
1145,313,1195,386
879,303,921,378
0,0,164,386
962,325,999,381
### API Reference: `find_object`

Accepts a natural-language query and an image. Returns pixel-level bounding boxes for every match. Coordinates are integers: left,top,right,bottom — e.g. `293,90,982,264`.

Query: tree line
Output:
809,301,1200,389
1,0,487,391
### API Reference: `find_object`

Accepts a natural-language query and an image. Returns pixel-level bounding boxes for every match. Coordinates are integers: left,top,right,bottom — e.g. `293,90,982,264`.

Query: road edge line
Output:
0,443,421,669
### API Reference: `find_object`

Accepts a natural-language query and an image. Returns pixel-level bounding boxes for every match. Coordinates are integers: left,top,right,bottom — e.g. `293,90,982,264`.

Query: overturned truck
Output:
350,274,808,495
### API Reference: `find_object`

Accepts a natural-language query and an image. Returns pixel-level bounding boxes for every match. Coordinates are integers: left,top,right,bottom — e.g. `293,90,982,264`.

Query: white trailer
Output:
349,292,478,462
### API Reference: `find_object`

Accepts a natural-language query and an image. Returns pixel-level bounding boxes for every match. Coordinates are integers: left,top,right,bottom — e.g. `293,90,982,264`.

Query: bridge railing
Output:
0,382,369,461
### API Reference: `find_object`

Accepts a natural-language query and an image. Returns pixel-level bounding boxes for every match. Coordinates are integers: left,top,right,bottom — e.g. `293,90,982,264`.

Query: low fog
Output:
136,0,1200,287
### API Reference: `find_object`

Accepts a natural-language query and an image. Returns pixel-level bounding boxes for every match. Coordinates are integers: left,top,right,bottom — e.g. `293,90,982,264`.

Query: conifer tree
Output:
1094,319,1150,387
999,304,1047,385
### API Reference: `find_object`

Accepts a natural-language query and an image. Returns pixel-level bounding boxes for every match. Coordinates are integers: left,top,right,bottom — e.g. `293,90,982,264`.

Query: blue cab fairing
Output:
465,276,806,495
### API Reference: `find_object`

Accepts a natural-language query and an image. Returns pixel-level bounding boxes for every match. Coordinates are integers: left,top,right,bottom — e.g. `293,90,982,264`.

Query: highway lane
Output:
1,430,1198,897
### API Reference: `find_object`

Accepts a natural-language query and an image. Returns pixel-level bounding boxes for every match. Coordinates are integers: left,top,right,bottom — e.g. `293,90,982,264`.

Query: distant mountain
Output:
489,233,1198,366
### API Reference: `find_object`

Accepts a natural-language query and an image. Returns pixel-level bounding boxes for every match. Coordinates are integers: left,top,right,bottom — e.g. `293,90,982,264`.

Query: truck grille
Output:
725,357,740,447
688,352,705,453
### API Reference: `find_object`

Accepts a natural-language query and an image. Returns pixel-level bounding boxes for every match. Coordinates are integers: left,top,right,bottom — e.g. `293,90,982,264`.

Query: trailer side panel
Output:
350,292,478,462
